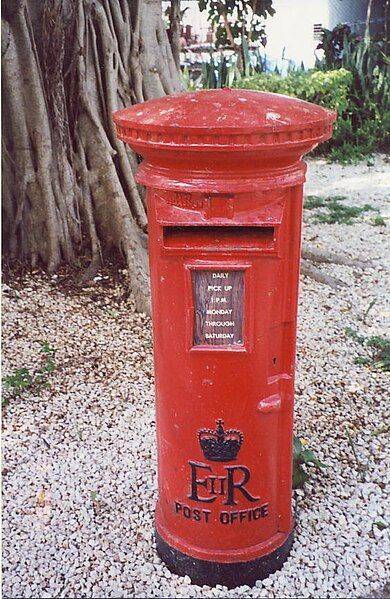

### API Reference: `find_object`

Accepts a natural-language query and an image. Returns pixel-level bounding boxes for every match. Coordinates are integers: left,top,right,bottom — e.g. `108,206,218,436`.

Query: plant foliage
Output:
345,328,390,372
316,25,390,161
304,195,378,225
236,68,352,113
200,51,241,89
316,23,353,70
235,23,390,162
2,342,56,406
198,0,275,48
292,435,326,489
236,69,354,157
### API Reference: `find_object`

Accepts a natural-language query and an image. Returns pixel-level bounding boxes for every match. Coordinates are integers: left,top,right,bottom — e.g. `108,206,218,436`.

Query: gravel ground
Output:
2,155,390,598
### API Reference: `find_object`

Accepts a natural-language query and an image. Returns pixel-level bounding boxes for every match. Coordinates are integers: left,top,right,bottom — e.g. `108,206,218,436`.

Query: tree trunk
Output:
364,0,373,42
2,0,182,313
168,0,181,70
2,0,371,305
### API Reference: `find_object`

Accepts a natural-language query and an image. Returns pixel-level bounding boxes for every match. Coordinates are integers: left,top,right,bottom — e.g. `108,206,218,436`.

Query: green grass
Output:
372,214,386,227
304,195,330,209
2,342,56,406
304,195,380,225
345,328,390,372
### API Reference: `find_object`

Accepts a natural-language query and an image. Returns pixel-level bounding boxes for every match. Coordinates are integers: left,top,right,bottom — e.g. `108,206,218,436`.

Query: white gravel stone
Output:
2,155,389,598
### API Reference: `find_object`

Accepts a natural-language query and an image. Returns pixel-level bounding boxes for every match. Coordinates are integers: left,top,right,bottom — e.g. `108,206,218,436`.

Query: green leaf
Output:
293,464,309,489
3,367,34,394
345,327,365,345
293,435,303,460
354,356,370,366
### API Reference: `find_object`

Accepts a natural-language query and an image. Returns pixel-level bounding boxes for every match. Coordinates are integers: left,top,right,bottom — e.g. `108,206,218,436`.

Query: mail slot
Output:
113,89,335,588
163,226,275,251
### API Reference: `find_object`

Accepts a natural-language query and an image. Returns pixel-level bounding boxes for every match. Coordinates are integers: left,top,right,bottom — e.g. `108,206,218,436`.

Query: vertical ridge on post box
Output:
113,88,335,589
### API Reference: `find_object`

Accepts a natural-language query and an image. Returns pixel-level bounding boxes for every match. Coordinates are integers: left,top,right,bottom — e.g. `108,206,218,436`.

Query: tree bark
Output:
301,244,372,270
300,260,346,289
2,0,182,313
2,0,371,305
218,1,238,49
169,0,181,69
364,0,373,42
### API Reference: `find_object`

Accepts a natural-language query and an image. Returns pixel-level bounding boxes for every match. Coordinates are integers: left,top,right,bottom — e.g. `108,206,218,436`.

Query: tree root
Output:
2,0,182,316
3,2,374,309
302,244,373,270
301,259,347,289
300,243,373,288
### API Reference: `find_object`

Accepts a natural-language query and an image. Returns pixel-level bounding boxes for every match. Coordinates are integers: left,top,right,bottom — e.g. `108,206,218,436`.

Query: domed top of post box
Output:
113,89,336,192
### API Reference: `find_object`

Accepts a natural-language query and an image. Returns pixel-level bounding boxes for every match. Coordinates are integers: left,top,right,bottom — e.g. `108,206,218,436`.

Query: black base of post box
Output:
155,530,294,589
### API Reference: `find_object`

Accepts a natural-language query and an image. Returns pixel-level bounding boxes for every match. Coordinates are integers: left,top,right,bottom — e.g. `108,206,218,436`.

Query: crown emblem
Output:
198,419,244,462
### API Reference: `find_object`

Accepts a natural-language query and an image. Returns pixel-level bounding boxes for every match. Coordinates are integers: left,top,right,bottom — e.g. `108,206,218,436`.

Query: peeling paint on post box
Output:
113,89,335,589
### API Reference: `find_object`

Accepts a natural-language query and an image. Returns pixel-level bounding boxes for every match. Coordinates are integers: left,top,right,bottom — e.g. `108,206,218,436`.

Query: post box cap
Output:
113,88,336,152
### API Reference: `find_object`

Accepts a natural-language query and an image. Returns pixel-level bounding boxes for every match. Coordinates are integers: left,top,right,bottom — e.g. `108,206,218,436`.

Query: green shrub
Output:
235,69,354,159
235,68,352,113
317,28,390,161
235,66,389,162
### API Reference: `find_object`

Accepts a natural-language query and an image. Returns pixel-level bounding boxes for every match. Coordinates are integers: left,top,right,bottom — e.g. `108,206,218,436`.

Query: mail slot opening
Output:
163,226,275,250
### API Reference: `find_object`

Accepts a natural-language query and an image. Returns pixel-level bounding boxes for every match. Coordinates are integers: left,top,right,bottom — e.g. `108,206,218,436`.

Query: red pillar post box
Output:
113,89,335,588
